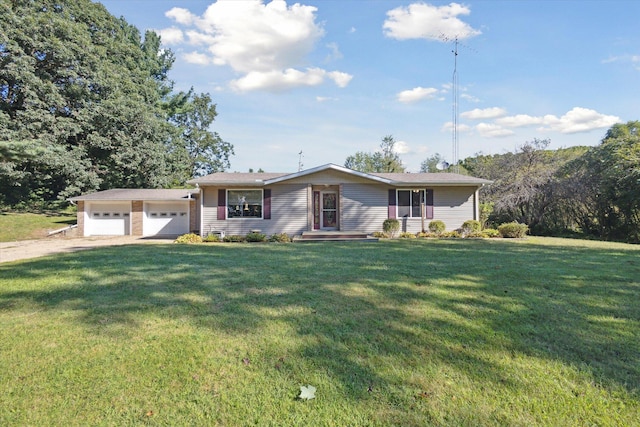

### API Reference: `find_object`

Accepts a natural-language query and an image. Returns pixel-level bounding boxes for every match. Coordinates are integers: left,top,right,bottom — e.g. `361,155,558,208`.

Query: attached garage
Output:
85,201,131,236
143,202,190,236
70,188,199,237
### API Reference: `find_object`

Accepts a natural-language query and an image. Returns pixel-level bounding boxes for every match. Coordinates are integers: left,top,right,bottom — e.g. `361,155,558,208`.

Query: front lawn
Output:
0,238,638,425
0,210,76,241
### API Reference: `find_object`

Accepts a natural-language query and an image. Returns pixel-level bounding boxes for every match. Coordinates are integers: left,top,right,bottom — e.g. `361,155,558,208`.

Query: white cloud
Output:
325,42,343,61
161,0,351,92
316,96,338,102
394,140,411,154
155,27,184,45
602,53,640,70
165,7,197,25
476,123,515,138
460,93,481,103
461,107,507,120
397,86,439,103
183,51,213,65
383,2,481,41
441,121,472,133
496,107,620,133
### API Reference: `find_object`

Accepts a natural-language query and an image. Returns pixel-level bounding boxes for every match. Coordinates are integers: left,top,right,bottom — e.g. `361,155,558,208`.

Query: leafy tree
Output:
0,0,232,207
345,135,405,173
420,152,447,172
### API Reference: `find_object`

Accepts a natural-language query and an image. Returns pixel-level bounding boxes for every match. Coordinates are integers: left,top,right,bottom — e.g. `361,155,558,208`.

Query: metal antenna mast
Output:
451,37,459,174
298,150,304,172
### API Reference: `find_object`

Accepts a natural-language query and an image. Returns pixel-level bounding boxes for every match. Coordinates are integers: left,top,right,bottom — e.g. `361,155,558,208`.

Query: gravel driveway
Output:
0,236,173,264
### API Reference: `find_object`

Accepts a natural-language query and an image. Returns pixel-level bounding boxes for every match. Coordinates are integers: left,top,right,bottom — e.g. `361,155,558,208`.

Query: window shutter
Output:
217,189,226,220
425,189,434,219
263,189,271,219
388,189,396,218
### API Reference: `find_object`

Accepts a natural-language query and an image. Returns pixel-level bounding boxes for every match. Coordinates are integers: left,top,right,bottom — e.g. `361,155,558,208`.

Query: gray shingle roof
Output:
69,188,199,201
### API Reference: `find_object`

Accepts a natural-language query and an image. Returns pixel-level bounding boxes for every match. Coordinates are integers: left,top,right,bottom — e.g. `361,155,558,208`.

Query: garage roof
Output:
69,188,198,201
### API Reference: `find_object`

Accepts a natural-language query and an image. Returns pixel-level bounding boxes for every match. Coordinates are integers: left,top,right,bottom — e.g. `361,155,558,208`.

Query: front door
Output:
321,191,337,230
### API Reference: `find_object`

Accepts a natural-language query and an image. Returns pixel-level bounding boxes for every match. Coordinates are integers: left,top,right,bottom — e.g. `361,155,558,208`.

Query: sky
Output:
98,0,640,173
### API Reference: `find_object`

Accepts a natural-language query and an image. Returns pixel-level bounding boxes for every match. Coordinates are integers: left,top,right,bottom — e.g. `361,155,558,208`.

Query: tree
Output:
420,153,447,172
344,135,405,173
0,0,232,206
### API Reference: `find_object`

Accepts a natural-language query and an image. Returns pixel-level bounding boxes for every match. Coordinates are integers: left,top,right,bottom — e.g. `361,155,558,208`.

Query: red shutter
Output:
388,189,396,218
425,189,434,219
217,189,226,220
313,191,320,230
263,189,271,219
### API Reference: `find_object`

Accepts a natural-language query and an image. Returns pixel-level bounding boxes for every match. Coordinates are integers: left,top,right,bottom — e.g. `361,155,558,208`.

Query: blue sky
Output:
98,0,640,173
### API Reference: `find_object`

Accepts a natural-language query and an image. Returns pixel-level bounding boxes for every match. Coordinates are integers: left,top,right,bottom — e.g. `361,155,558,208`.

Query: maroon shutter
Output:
388,189,396,218
425,189,434,219
263,189,271,219
217,189,226,220
313,191,320,230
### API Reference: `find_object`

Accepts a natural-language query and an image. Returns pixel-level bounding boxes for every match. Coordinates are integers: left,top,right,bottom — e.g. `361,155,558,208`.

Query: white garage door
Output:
86,202,131,236
144,202,189,236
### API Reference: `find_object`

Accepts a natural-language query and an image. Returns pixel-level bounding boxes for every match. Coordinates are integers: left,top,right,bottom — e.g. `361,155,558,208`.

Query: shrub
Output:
223,234,246,243
441,230,462,238
399,231,417,239
372,231,390,239
382,219,400,237
203,234,220,243
246,232,267,242
498,222,529,238
428,220,446,234
461,220,482,235
268,233,291,243
481,228,501,238
174,233,203,244
416,231,431,238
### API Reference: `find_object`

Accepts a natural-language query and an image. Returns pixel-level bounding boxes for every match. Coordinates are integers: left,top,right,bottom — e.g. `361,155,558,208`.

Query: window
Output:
227,190,263,219
397,189,425,218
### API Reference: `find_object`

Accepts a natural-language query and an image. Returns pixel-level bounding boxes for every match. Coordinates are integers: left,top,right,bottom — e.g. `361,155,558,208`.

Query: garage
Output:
85,202,131,236
143,201,190,236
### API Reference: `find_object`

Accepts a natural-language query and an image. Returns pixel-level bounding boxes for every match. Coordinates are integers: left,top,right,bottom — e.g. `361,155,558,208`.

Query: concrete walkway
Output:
0,236,173,264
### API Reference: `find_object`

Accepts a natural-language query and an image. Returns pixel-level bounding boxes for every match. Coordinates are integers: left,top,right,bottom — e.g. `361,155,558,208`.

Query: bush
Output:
441,230,462,238
498,222,529,238
223,234,246,243
268,233,291,243
461,220,482,235
246,231,267,242
481,228,501,238
203,233,220,243
399,231,417,239
372,231,390,239
428,220,446,234
382,219,400,237
174,233,203,244
416,231,431,238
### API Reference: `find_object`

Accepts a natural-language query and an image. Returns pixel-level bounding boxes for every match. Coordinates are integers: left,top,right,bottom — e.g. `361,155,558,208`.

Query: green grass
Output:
0,237,638,426
0,210,76,241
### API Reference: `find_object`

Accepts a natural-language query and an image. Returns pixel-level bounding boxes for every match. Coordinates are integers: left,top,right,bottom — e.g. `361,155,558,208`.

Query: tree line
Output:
0,0,233,208
346,123,639,243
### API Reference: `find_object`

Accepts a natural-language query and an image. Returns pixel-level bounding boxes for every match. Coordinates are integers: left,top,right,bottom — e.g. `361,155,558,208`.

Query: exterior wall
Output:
341,183,389,233
76,201,85,236
201,184,308,236
132,201,143,236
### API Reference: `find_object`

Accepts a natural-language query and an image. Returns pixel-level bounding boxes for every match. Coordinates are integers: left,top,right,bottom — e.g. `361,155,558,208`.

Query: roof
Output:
189,163,491,187
69,188,199,201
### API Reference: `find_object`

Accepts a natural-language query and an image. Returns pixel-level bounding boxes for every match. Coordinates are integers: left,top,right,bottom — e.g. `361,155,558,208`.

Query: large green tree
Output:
0,0,232,206
344,135,405,173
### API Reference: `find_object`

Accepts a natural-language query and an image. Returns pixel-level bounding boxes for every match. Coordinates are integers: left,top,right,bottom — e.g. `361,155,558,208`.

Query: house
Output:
70,163,491,238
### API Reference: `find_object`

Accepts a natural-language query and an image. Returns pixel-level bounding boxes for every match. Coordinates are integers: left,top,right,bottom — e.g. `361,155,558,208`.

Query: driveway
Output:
0,236,173,264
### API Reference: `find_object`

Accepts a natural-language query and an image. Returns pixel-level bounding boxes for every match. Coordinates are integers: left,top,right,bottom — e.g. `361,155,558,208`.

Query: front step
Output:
294,231,379,242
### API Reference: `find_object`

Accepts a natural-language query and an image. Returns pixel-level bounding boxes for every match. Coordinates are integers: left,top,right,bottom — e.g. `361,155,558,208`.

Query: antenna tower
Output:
298,150,304,172
451,37,459,174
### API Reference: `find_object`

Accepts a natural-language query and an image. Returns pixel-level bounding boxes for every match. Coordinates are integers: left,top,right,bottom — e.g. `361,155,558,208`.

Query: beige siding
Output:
201,184,308,236
341,184,389,233
283,169,380,185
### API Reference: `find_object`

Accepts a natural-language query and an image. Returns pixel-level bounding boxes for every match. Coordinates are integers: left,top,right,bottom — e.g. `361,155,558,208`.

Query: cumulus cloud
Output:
397,86,440,103
183,51,213,65
161,0,352,92
394,140,411,154
496,107,620,134
476,123,515,138
461,107,507,120
156,27,184,44
383,2,481,41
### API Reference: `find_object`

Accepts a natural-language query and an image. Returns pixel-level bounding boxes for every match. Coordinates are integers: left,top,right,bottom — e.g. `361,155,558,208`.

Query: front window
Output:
397,189,424,218
227,190,262,219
